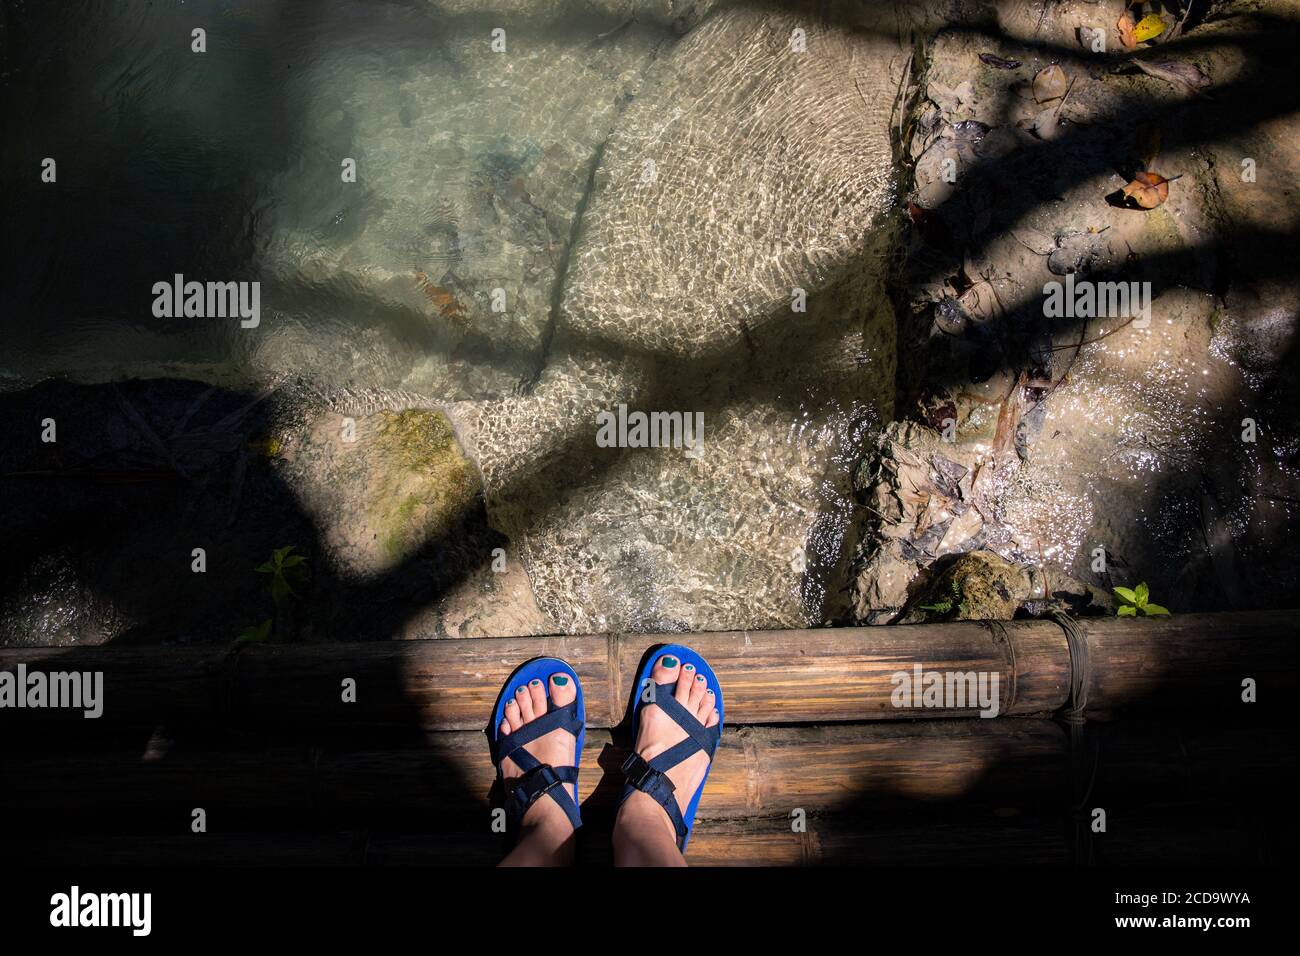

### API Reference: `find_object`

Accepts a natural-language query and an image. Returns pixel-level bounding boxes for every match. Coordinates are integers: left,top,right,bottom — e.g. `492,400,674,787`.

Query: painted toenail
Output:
662,656,678,667
696,674,706,682
553,675,569,686
530,679,541,686
707,689,715,695
684,663,694,671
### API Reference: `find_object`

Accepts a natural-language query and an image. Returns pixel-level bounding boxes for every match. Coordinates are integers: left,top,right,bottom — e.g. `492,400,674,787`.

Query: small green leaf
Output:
274,545,297,561
1117,605,1137,616
236,619,274,644
281,554,307,567
270,576,295,604
1143,603,1171,616
1113,586,1138,605
1134,582,1150,607
255,561,275,573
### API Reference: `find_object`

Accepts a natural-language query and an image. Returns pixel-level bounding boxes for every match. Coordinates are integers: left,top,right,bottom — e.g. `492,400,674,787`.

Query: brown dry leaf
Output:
1135,58,1212,96
1033,64,1069,103
1118,11,1138,50
1121,170,1174,209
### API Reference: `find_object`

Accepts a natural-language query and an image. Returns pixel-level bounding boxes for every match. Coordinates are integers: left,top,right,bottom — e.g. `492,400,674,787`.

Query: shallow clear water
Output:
2,0,902,635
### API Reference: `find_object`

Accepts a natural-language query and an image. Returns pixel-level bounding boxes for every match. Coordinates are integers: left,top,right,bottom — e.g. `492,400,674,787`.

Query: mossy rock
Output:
902,550,1033,623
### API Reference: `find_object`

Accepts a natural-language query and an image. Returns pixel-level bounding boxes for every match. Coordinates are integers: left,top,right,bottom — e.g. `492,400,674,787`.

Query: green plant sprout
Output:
919,578,968,620
257,544,310,606
235,545,311,644
236,619,274,645
1113,582,1169,617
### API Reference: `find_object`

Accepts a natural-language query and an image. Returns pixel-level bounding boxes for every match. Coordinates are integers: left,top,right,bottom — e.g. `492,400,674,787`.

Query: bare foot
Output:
498,673,579,830
621,653,720,844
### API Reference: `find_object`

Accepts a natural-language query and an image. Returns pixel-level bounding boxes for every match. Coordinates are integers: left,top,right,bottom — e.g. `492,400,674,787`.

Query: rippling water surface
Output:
2,0,901,634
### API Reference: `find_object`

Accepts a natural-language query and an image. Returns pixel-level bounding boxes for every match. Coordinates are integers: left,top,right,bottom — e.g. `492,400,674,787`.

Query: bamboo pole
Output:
1,611,1294,732
0,721,1070,826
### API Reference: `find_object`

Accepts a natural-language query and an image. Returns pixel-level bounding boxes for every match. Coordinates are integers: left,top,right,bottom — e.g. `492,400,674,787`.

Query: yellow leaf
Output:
1133,13,1166,43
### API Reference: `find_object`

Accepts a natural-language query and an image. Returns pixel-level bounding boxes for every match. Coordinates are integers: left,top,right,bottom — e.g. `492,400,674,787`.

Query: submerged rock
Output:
279,408,480,575
268,398,552,638
463,4,903,633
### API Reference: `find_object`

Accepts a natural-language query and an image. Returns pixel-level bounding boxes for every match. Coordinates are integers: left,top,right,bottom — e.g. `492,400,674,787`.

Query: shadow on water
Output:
1,0,1299,864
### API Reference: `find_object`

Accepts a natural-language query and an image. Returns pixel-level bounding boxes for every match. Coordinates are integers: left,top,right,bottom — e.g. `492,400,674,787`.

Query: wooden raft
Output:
2,611,1296,865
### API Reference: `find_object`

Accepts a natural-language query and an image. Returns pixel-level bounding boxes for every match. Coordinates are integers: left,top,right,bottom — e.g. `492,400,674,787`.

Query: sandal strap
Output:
618,680,721,850
620,752,688,847
644,680,722,757
504,763,583,831
494,698,582,771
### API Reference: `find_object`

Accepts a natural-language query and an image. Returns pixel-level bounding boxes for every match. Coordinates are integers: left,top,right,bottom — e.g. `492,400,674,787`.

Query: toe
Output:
499,718,512,738
503,697,522,732
527,678,548,715
696,687,715,721
675,661,696,704
514,685,535,722
650,652,681,687
549,672,577,706
704,706,721,729
688,672,708,709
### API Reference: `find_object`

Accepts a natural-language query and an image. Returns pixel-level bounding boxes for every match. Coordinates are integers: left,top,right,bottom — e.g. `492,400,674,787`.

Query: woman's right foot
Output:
619,653,720,843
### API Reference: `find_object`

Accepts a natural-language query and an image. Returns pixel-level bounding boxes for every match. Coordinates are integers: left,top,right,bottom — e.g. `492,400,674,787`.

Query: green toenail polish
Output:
696,675,705,681
530,679,541,685
684,663,694,670
662,656,678,667
553,675,569,686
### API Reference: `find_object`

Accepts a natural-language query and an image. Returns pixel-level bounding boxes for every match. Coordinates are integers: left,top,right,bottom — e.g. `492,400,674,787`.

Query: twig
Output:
1046,314,1138,351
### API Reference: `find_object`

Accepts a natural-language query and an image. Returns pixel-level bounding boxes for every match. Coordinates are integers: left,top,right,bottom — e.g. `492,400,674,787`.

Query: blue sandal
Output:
619,645,724,852
489,657,585,833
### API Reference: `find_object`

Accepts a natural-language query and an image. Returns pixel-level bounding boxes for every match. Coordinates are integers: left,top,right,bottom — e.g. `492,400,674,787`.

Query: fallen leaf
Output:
979,53,1022,69
1133,13,1167,43
1135,58,1211,95
1120,170,1176,209
1033,64,1069,103
1118,11,1138,50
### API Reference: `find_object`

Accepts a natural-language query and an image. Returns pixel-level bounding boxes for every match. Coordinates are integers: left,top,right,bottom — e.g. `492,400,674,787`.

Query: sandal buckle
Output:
620,752,657,791
511,764,562,805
